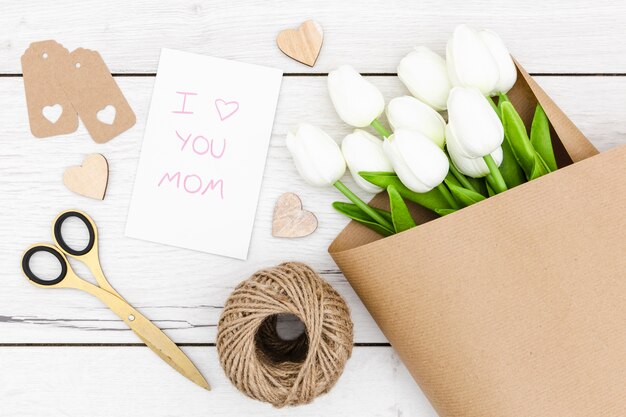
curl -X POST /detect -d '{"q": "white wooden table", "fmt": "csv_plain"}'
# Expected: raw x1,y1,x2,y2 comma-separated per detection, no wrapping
1,1,625,415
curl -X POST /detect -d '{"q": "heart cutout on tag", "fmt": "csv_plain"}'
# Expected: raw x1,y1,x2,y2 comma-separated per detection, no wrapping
63,154,109,200
42,104,63,124
215,99,239,121
96,104,116,125
272,192,318,238
276,20,324,67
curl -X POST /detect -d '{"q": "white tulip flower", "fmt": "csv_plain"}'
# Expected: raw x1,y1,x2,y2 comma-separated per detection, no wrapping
328,65,385,128
446,124,503,178
341,130,394,193
397,46,452,111
286,124,346,187
382,129,449,193
386,96,446,148
447,87,504,159
446,24,500,96
478,29,517,94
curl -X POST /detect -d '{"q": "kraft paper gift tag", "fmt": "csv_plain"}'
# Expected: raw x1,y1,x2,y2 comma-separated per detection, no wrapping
54,48,136,143
330,62,626,416
21,40,78,138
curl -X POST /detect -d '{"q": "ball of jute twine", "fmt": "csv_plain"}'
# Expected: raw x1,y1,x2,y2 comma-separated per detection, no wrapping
216,262,353,407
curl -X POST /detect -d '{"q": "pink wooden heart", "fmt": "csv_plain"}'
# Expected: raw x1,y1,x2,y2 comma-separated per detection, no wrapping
215,99,239,121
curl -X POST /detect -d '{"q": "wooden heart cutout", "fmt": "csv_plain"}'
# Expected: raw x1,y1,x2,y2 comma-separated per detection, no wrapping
276,20,323,67
272,192,318,238
63,154,109,200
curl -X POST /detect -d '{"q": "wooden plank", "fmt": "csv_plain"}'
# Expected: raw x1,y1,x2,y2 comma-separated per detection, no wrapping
0,75,624,344
1,0,626,73
0,346,437,417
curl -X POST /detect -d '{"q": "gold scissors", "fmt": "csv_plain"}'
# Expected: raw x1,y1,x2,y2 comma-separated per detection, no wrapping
21,209,210,391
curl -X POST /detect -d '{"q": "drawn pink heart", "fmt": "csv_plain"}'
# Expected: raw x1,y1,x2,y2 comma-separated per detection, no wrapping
215,99,239,121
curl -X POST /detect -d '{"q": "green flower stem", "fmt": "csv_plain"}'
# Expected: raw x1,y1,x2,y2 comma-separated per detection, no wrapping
371,118,391,138
447,159,478,193
483,154,508,194
334,180,394,230
437,183,460,209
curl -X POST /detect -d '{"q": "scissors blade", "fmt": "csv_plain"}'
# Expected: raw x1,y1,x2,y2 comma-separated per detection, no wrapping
120,309,210,390
135,331,210,391
75,281,210,390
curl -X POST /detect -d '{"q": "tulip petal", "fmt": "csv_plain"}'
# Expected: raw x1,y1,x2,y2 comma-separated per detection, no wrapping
386,96,446,147
479,29,517,95
386,130,449,192
447,87,504,158
286,124,346,187
359,171,456,211
447,24,499,95
446,123,503,178
328,65,385,127
388,184,417,233
342,129,394,193
397,47,452,111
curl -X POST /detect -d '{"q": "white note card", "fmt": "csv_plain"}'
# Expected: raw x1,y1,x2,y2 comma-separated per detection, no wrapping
126,49,283,259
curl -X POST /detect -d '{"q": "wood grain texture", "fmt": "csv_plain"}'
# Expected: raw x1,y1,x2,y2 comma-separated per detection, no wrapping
0,346,437,417
1,0,626,74
63,153,109,199
272,192,318,237
276,20,324,67
1,75,625,344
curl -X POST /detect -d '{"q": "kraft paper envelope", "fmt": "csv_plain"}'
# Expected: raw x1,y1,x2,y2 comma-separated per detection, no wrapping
329,62,626,416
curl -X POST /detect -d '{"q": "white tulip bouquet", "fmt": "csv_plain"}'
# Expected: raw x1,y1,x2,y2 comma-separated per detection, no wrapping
287,24,558,237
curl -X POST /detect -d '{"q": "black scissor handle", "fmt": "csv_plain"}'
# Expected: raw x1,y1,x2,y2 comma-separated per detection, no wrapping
53,210,96,256
21,245,68,286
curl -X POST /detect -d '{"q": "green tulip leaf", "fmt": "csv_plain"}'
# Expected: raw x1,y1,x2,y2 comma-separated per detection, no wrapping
500,101,536,179
499,136,526,188
445,171,462,187
446,161,483,195
528,153,550,181
466,176,489,197
530,104,557,172
360,171,455,211
387,184,416,233
444,179,486,207
434,208,457,216
332,202,394,237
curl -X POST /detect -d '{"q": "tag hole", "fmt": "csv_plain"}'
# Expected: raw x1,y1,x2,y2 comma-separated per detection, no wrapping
42,52,48,59
75,62,81,68
128,315,135,321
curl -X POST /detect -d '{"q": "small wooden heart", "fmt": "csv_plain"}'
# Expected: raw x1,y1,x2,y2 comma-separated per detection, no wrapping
276,20,323,67
63,154,109,200
272,192,318,238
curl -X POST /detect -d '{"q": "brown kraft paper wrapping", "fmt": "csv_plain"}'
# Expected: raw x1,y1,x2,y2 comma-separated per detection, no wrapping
329,62,626,416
